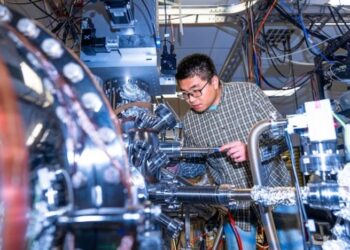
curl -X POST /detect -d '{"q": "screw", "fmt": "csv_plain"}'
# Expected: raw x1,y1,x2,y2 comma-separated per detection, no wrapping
63,62,84,83
0,6,11,22
17,18,39,38
98,127,116,144
41,38,64,58
82,92,102,112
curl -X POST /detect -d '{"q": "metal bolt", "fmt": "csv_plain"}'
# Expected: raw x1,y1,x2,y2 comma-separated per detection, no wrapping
55,106,69,123
98,127,117,144
72,171,87,189
41,38,64,58
17,18,40,38
0,6,11,22
63,62,84,83
103,167,120,184
82,92,103,112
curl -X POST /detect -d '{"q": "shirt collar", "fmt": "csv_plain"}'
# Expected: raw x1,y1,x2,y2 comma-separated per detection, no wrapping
208,81,225,112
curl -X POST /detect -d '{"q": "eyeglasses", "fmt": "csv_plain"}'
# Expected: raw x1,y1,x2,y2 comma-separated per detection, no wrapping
178,81,210,100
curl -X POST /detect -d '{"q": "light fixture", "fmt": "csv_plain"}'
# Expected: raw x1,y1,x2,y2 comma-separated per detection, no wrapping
20,61,43,94
26,123,43,146
263,87,301,97
328,0,350,5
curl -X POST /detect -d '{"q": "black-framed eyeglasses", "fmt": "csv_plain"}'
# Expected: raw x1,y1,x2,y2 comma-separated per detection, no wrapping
178,81,210,100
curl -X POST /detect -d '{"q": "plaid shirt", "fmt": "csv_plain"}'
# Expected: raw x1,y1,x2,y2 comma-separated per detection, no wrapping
182,82,291,231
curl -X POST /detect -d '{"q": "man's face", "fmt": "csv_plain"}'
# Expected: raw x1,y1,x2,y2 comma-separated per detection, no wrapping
178,75,221,113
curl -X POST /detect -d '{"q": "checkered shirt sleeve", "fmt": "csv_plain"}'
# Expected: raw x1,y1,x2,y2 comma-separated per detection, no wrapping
177,161,207,178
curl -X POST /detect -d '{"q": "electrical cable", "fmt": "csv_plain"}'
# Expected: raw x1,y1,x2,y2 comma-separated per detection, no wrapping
333,111,346,127
261,71,311,91
254,0,285,86
261,29,290,79
227,212,243,250
28,0,58,22
266,42,287,63
294,4,332,62
275,2,327,40
4,0,41,4
333,6,350,31
83,0,92,7
328,6,344,35
139,0,157,46
286,35,299,110
261,35,339,60
254,0,277,45
276,1,333,64
284,131,310,250
246,0,256,81
329,63,350,84
163,0,167,36
35,14,54,20
288,19,317,53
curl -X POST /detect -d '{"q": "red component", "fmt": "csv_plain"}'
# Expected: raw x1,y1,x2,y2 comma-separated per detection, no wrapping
74,0,84,7
228,212,243,250
0,56,29,250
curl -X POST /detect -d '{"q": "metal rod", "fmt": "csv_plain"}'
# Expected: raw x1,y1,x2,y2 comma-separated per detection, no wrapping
212,215,224,250
248,119,286,250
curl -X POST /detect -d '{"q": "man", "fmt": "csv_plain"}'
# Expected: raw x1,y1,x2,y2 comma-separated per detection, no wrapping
175,53,303,249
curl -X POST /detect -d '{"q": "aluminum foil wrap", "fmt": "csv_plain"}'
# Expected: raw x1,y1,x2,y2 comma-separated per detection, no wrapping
251,185,296,206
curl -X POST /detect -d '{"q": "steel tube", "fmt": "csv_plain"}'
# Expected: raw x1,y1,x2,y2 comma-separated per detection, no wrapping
248,119,287,250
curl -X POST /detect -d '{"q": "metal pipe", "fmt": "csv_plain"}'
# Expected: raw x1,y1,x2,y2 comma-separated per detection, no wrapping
147,184,251,206
247,119,287,250
212,215,224,250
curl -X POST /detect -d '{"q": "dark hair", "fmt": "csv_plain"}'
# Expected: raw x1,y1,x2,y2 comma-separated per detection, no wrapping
175,53,217,82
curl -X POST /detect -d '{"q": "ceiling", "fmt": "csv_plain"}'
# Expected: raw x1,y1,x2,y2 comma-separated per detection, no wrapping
5,0,350,115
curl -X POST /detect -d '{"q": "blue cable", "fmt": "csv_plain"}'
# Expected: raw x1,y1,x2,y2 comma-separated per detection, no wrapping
253,51,261,86
279,0,335,65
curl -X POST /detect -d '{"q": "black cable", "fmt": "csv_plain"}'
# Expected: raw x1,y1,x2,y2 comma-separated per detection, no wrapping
275,3,330,42
262,68,312,90
28,0,58,22
35,14,54,20
328,6,344,35
139,0,157,35
261,72,311,91
284,132,310,250
286,36,299,110
263,39,289,78
261,74,285,90
5,0,57,23
287,36,305,52
271,52,288,77
276,3,330,57
296,0,301,15
333,6,350,31
287,18,317,53
5,0,41,4
269,43,286,64
163,0,167,36
138,0,157,45
83,0,92,7
261,28,287,67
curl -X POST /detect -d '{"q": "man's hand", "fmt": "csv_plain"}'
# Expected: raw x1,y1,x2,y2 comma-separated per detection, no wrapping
220,141,248,162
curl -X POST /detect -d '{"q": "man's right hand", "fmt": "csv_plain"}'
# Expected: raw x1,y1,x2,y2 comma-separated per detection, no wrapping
220,141,248,162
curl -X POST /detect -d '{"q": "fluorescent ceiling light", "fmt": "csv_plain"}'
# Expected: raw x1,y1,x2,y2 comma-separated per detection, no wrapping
157,88,301,98
20,62,43,94
263,87,301,97
328,0,350,5
156,93,179,98
26,123,43,146
20,61,53,107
